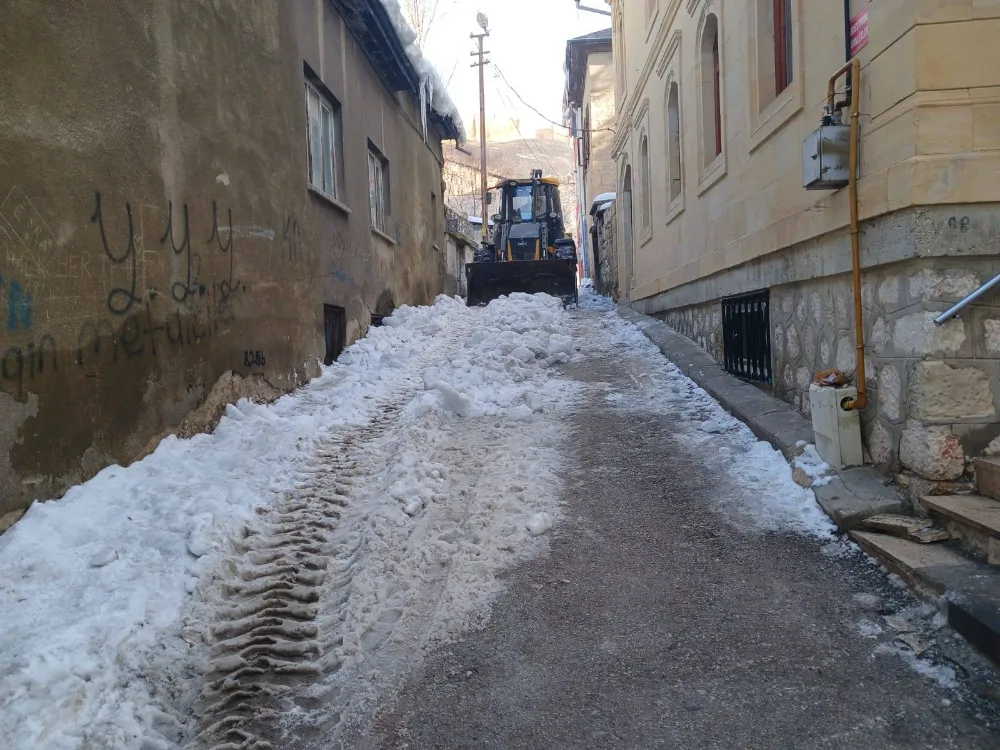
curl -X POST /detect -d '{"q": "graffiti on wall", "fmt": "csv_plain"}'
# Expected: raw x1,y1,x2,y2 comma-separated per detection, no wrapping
0,187,305,400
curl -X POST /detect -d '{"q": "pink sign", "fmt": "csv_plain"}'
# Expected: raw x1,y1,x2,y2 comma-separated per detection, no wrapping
850,6,869,56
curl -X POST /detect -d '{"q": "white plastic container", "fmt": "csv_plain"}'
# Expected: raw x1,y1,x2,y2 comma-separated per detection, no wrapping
809,383,863,469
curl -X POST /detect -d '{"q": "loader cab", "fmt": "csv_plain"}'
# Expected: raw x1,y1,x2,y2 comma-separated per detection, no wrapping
490,173,568,261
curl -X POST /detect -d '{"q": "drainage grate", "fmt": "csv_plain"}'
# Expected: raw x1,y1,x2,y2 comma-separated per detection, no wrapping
721,290,772,383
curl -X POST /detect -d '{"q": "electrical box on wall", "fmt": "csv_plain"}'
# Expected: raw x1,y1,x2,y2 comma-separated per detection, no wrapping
809,383,863,469
802,126,851,190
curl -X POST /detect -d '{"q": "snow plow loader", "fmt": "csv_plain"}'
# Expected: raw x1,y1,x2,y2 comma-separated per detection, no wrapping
465,170,578,307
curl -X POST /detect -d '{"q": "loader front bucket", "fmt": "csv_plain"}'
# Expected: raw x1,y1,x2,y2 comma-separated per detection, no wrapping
465,259,578,307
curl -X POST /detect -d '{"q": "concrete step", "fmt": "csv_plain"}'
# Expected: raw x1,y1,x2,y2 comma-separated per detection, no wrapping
849,531,973,596
860,514,949,543
921,494,1000,565
975,457,1000,501
849,530,1000,666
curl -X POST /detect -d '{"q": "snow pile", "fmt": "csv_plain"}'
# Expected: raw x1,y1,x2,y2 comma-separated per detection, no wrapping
419,294,576,420
793,442,834,487
579,282,615,311
378,0,466,142
0,292,577,749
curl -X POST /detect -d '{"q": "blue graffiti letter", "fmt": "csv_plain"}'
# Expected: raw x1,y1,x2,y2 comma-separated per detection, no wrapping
7,280,32,332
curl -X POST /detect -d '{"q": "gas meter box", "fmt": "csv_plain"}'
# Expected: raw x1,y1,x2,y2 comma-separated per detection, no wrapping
802,125,851,190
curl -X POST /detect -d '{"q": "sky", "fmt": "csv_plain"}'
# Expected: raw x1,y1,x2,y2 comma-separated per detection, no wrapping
410,0,612,133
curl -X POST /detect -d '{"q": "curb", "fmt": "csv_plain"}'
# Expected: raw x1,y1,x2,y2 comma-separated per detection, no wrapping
618,305,1000,667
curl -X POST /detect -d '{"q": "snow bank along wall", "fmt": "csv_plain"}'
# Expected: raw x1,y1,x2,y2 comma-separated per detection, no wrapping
0,0,452,514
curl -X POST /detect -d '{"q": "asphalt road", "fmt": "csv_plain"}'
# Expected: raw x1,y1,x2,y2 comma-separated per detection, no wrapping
350,316,1000,750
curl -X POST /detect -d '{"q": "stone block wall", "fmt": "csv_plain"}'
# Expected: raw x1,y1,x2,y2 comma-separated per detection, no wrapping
661,256,1000,501
660,301,723,364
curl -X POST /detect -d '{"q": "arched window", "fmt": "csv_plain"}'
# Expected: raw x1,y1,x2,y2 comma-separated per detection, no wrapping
621,162,634,288
667,81,682,202
700,14,722,165
639,134,651,234
757,0,793,109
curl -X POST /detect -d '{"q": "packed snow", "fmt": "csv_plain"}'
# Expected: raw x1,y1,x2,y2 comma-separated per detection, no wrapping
794,442,835,487
0,288,854,748
581,306,837,539
0,294,578,748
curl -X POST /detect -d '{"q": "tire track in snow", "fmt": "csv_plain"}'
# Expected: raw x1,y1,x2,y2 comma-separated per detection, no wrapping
196,331,465,750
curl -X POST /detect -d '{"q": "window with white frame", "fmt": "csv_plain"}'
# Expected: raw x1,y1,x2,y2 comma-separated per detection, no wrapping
368,144,389,234
305,82,343,200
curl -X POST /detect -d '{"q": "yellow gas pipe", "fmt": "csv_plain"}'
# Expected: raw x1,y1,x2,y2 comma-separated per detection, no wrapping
827,58,868,411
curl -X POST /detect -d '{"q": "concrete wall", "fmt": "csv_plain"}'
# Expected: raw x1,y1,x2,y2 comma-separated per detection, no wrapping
583,51,619,212
0,0,448,514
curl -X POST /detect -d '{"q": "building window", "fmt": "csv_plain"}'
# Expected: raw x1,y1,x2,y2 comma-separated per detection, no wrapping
667,82,682,202
368,144,389,233
583,103,592,167
722,290,772,384
756,0,793,110
639,134,651,235
700,14,723,166
305,82,343,200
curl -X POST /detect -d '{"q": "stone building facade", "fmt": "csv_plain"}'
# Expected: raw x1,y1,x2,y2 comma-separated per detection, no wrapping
611,0,1000,496
0,0,460,515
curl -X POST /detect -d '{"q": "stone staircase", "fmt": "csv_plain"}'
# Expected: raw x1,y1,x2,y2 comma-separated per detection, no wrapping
849,458,1000,664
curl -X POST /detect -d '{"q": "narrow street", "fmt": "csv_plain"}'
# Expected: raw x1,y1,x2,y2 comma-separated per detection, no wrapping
2,293,998,749
357,297,1000,749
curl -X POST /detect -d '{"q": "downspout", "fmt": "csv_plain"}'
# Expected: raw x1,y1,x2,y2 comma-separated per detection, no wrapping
827,57,867,411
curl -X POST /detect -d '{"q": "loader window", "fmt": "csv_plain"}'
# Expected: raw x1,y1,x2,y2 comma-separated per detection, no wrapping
534,189,546,220
510,185,533,222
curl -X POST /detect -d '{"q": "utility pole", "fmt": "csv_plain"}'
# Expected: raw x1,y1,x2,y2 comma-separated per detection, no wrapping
471,13,490,247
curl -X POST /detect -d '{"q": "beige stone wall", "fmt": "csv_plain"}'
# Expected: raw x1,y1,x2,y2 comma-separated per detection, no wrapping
664,255,1000,499
583,51,619,209
610,0,1000,301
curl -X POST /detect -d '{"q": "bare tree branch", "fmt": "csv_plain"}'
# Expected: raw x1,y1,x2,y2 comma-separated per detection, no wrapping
400,0,454,49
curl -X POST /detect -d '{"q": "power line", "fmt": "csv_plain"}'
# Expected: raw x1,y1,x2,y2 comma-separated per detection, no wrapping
493,64,617,136
489,72,559,176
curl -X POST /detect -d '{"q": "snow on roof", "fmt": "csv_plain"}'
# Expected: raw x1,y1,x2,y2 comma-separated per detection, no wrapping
589,192,617,215
378,0,467,143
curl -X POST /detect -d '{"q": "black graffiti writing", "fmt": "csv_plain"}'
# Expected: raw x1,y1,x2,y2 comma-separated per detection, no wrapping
161,200,204,304
91,191,141,316
1,335,57,400
208,199,241,303
948,216,971,233
243,350,266,367
282,214,300,260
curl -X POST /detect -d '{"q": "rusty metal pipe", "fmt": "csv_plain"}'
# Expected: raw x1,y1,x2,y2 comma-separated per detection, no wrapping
835,57,868,411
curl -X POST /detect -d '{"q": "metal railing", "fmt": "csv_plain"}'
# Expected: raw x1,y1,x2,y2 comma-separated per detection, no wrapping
933,271,1000,324
722,290,772,384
